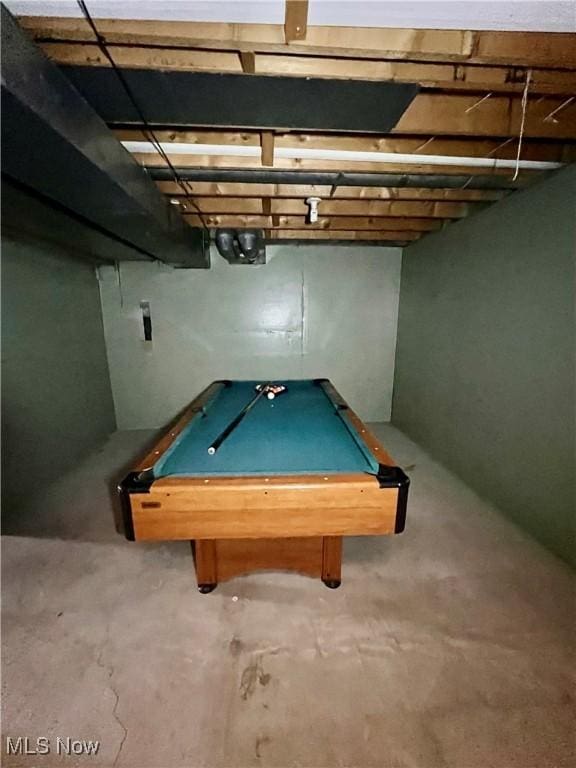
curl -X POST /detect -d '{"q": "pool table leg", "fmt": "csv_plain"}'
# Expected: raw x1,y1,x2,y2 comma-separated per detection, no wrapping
321,536,342,589
193,537,342,591
191,540,218,594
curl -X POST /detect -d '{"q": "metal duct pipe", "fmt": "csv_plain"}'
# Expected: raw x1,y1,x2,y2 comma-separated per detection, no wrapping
215,229,266,264
146,168,525,190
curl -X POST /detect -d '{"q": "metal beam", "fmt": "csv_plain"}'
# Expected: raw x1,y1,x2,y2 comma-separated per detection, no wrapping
60,66,418,133
2,177,139,264
0,5,209,267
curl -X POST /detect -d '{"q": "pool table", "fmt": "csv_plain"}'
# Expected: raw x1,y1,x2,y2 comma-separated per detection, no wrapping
118,379,409,592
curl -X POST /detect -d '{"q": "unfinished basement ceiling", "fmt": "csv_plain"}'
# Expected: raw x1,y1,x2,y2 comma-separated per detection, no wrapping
6,1,576,32
9,2,576,247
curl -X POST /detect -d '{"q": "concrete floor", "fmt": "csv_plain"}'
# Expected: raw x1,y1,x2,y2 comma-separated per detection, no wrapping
2,425,574,768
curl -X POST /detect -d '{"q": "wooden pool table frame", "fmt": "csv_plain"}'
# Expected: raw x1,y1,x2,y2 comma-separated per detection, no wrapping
118,379,409,592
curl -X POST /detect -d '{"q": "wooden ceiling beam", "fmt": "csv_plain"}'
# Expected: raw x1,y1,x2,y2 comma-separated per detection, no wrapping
260,132,275,166
254,58,576,96
156,181,505,202
114,90,576,139
20,18,576,69
396,93,576,140
178,197,469,217
37,42,576,96
284,1,309,44
35,42,576,96
239,51,256,73
116,129,576,163
183,214,443,231
183,214,427,241
266,230,422,241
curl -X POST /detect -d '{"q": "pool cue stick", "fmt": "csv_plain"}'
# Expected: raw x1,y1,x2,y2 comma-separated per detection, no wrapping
207,382,272,455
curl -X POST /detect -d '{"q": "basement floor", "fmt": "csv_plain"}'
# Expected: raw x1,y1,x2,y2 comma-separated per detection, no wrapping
2,425,574,768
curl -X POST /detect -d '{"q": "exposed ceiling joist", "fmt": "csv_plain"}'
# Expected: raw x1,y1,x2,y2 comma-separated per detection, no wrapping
115,130,576,165
284,0,308,43
124,141,563,173
18,18,576,69
396,94,576,140
266,230,421,242
239,50,256,74
156,181,505,202
184,214,442,232
10,12,573,249
7,1,575,33
177,198,470,218
260,132,275,167
0,6,208,266
60,65,576,139
35,42,576,97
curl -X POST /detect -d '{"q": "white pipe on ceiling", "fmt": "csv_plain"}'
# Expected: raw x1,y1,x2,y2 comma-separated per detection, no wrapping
122,141,563,171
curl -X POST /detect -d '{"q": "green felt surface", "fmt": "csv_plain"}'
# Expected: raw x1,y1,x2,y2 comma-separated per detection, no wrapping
153,380,379,478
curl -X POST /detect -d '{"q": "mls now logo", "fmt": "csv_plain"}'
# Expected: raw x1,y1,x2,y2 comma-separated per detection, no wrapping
6,736,100,756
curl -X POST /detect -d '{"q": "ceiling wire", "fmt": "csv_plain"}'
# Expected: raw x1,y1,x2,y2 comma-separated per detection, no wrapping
75,0,208,230
513,69,532,182
543,96,574,124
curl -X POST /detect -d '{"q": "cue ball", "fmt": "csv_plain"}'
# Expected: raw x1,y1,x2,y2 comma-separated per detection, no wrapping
208,447,216,455
267,392,275,400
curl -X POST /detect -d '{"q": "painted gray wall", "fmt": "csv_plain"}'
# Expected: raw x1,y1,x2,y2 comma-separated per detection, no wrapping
393,166,576,566
1,237,116,524
99,245,402,429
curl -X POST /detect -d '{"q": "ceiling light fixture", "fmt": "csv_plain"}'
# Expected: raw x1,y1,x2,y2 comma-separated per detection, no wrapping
306,196,322,223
